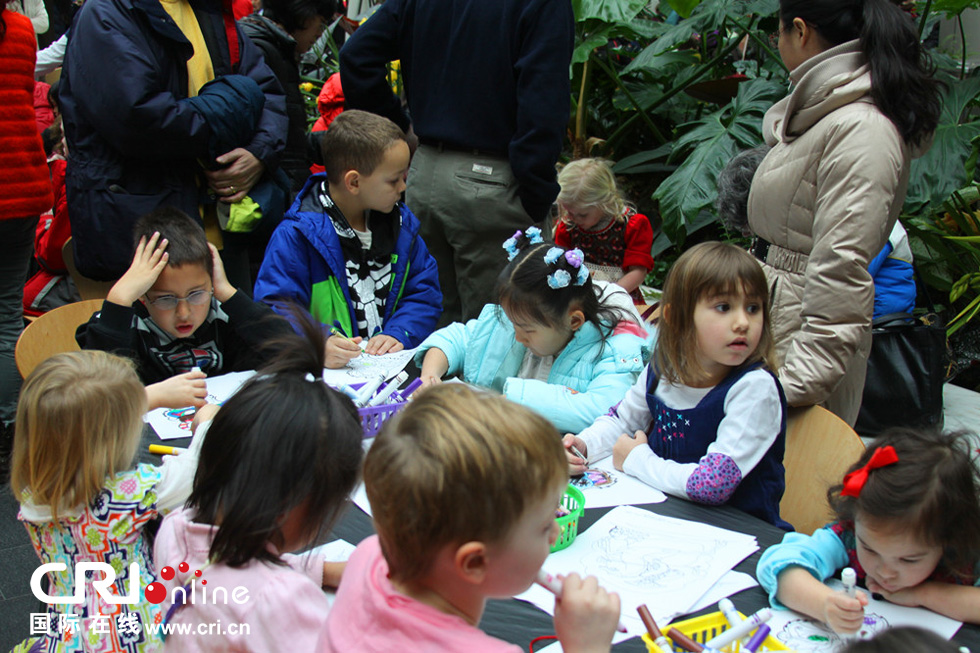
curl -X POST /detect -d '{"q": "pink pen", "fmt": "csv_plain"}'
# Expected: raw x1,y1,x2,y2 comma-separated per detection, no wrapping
534,569,627,633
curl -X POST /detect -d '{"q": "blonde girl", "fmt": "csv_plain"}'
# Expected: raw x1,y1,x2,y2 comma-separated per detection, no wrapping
554,158,654,303
11,351,203,653
563,242,790,528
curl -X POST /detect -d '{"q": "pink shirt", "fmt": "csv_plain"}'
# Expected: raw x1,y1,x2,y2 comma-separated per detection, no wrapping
318,535,523,653
154,507,329,652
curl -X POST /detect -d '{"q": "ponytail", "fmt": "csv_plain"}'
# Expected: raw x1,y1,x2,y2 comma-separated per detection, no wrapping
780,0,942,146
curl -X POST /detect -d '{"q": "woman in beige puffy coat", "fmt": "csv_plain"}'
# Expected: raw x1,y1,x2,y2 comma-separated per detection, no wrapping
747,0,940,426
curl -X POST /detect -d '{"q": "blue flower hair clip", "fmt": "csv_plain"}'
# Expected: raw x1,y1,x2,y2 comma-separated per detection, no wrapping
543,247,564,265
575,266,589,286
502,231,522,261
547,269,572,290
525,226,544,244
565,248,585,268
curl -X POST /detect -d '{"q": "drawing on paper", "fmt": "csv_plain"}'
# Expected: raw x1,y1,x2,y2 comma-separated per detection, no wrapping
342,349,415,379
583,524,731,589
571,468,618,490
162,407,196,431
776,613,890,651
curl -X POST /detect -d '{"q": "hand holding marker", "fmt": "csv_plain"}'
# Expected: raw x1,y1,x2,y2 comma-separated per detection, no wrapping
535,569,627,633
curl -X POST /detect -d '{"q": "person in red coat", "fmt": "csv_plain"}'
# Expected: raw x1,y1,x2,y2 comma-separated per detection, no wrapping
0,2,54,435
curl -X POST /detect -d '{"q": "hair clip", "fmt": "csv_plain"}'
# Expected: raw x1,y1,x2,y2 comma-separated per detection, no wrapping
547,269,571,290
525,226,544,244
575,266,589,286
543,247,564,265
565,249,585,268
503,232,522,261
841,445,899,497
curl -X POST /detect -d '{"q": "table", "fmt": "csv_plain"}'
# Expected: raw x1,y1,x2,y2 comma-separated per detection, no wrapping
142,427,980,652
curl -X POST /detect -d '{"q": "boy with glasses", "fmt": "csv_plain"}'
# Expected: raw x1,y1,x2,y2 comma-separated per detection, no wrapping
77,207,291,409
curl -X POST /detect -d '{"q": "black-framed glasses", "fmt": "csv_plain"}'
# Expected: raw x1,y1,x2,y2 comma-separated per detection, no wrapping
145,289,213,310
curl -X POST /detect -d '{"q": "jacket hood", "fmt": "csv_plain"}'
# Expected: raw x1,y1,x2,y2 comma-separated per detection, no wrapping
764,40,870,145
240,14,297,54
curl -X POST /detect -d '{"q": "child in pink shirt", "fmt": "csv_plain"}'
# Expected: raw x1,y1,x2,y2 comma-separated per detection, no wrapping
154,315,365,651
318,384,621,653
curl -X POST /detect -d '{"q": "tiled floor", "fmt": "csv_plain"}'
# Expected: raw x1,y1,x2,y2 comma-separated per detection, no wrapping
1,384,978,651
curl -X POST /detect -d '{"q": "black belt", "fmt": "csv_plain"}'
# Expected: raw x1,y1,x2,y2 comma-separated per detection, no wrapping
751,237,771,263
421,139,505,158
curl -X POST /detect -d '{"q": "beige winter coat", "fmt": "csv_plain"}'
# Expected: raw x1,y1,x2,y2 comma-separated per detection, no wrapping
747,40,913,426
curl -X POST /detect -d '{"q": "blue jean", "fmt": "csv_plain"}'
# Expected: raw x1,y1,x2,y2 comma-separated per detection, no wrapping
0,216,39,424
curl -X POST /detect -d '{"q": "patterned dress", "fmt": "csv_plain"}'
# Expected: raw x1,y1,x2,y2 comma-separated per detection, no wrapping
553,208,655,303
19,465,167,653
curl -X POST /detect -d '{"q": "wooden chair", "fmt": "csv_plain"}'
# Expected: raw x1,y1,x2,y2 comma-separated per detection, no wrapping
15,299,103,379
62,238,114,301
780,405,866,535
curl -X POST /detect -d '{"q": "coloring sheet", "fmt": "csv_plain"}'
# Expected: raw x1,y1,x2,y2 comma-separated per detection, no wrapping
570,455,666,509
145,370,255,440
320,346,416,388
350,437,378,516
767,579,961,651
515,505,758,637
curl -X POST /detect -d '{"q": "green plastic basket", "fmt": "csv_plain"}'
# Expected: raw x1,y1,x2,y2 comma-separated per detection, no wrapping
551,484,585,552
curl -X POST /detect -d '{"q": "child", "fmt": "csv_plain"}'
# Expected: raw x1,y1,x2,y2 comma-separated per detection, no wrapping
154,315,364,650
563,241,789,527
757,428,980,633
253,109,442,368
319,383,621,652
76,206,291,409
10,350,205,652
416,227,648,434
841,626,961,653
554,158,654,303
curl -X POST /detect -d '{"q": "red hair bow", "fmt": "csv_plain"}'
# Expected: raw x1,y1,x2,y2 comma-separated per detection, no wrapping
841,445,899,498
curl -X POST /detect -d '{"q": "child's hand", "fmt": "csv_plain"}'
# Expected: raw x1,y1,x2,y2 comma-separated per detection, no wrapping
322,561,347,589
208,243,236,302
191,403,221,432
418,348,449,391
823,589,868,634
365,334,403,355
612,430,647,470
107,233,169,306
562,434,589,475
418,375,442,391
325,335,363,369
553,572,620,653
145,370,208,410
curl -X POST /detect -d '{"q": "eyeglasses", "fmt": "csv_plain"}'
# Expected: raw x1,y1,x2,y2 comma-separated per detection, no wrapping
145,289,213,310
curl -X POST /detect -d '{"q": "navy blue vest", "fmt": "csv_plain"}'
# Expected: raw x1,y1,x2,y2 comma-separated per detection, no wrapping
645,363,792,530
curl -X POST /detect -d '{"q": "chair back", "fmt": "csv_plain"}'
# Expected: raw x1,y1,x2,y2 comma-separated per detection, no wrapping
780,405,865,535
15,299,104,379
62,238,114,301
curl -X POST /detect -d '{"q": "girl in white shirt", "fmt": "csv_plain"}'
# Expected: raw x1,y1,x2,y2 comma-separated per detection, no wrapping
563,241,791,528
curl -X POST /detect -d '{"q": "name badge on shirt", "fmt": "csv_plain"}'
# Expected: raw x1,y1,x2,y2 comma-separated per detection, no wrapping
472,164,493,175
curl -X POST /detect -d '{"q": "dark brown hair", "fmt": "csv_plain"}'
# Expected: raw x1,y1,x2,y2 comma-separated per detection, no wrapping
655,241,777,386
320,109,406,183
828,428,980,580
133,206,213,278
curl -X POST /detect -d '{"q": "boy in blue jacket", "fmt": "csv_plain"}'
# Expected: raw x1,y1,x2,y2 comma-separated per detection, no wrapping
254,110,441,368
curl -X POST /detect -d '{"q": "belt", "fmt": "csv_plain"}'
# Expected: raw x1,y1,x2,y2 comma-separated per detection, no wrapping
420,139,506,158
750,237,771,263
751,237,810,275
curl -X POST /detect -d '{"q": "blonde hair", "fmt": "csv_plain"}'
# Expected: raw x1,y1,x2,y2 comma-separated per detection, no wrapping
655,242,777,386
10,351,147,521
363,384,568,584
557,158,628,225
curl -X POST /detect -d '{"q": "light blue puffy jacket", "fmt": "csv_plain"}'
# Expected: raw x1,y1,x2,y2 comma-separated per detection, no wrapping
414,304,649,433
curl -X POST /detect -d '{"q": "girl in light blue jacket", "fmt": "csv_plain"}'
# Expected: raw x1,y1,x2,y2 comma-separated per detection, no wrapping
416,227,649,433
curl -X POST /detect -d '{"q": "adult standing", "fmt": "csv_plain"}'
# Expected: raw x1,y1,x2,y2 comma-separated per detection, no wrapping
240,0,335,193
339,0,574,325
747,0,940,425
59,0,287,281
7,0,47,35
0,2,53,445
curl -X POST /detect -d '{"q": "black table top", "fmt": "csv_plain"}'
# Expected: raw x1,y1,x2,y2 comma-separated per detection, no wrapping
142,425,980,652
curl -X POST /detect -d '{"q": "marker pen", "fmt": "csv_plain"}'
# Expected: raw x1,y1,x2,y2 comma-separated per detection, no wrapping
703,608,772,650
718,598,742,628
148,444,187,456
355,372,387,407
367,371,409,407
842,567,857,598
743,624,771,652
534,570,627,633
637,604,671,653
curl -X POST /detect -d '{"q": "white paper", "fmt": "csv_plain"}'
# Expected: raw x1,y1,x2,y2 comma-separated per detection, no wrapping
686,571,759,614
320,346,416,389
570,455,666,509
304,539,356,609
350,437,377,516
515,506,758,637
145,370,255,440
767,579,962,651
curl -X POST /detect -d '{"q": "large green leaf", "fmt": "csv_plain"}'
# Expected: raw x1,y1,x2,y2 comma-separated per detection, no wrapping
572,30,613,67
931,0,980,17
665,0,701,19
572,0,648,23
904,76,980,215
